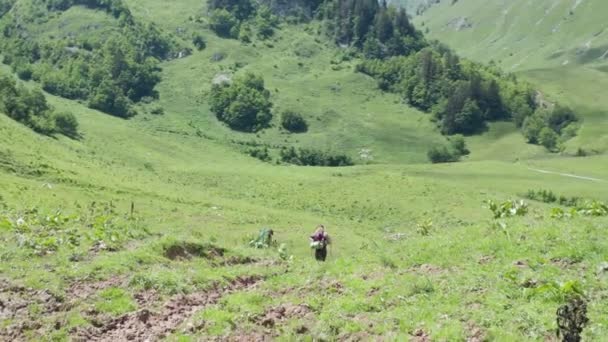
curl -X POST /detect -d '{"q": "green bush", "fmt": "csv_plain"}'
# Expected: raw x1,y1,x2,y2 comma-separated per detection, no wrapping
280,110,308,133
54,112,79,138
427,136,469,163
279,147,353,167
209,9,239,38
192,35,207,50
209,72,272,132
0,74,78,137
427,145,458,163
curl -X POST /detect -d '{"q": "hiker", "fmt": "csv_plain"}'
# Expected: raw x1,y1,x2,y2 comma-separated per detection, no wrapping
310,225,330,262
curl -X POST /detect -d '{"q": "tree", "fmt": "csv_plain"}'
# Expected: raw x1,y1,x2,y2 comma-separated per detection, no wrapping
209,9,239,38
54,111,79,138
281,110,308,133
522,113,545,144
539,127,558,151
209,73,273,132
449,135,469,156
89,80,135,118
427,145,458,163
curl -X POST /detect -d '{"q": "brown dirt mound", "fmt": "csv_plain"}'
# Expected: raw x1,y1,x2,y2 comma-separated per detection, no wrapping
0,279,65,340
73,275,262,341
68,276,126,300
257,303,314,328
163,242,226,261
410,328,431,342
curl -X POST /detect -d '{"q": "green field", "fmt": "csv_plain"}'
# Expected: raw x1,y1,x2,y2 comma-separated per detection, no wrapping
1,0,608,340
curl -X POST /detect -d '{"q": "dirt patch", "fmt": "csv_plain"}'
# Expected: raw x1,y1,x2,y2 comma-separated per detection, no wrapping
133,290,160,307
340,331,374,341
478,255,494,265
410,328,431,342
513,260,529,268
0,279,65,340
256,303,314,328
217,255,258,266
163,242,225,261
466,321,486,342
409,264,445,275
68,276,126,300
550,257,580,269
209,332,274,341
73,275,262,341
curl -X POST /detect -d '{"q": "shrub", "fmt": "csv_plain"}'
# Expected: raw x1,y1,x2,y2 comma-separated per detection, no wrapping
248,147,271,162
209,72,272,132
539,127,559,151
54,111,79,138
427,145,458,163
279,147,353,167
192,35,206,50
280,110,308,133
486,199,528,219
209,9,239,38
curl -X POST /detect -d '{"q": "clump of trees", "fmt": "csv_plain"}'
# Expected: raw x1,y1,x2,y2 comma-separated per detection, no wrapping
209,73,273,132
280,110,308,133
280,147,353,166
321,0,425,58
207,0,279,41
522,105,577,151
427,135,469,163
0,0,179,118
0,75,78,137
332,1,577,152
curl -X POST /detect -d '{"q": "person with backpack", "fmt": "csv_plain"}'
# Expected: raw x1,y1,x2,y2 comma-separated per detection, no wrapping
310,225,330,262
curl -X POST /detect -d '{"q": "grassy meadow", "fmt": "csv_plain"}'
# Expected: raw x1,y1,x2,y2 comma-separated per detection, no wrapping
1,0,608,341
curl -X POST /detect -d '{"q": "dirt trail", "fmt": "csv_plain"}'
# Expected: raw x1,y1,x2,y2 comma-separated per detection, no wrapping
74,275,262,342
527,167,606,182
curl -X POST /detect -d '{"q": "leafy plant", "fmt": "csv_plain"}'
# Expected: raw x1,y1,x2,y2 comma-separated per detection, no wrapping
416,218,433,236
486,199,529,219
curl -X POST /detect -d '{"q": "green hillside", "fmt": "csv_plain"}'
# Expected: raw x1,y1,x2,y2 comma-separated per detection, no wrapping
415,0,608,154
1,0,607,341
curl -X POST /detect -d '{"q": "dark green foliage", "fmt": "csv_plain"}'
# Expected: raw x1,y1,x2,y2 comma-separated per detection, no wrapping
209,73,273,132
0,0,175,118
45,0,133,20
322,0,423,55
280,110,308,133
427,145,458,163
53,111,79,138
0,74,78,137
280,147,353,166
358,43,537,136
193,35,207,50
525,189,582,207
209,9,240,38
254,6,279,39
208,0,255,21
0,0,14,17
335,1,575,143
427,135,469,163
522,105,577,151
207,0,278,40
248,147,271,162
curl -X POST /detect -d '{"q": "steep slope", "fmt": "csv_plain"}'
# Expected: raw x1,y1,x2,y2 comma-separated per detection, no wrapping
414,0,608,153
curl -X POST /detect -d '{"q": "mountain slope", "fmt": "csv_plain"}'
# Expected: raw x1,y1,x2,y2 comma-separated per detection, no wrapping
414,0,608,154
